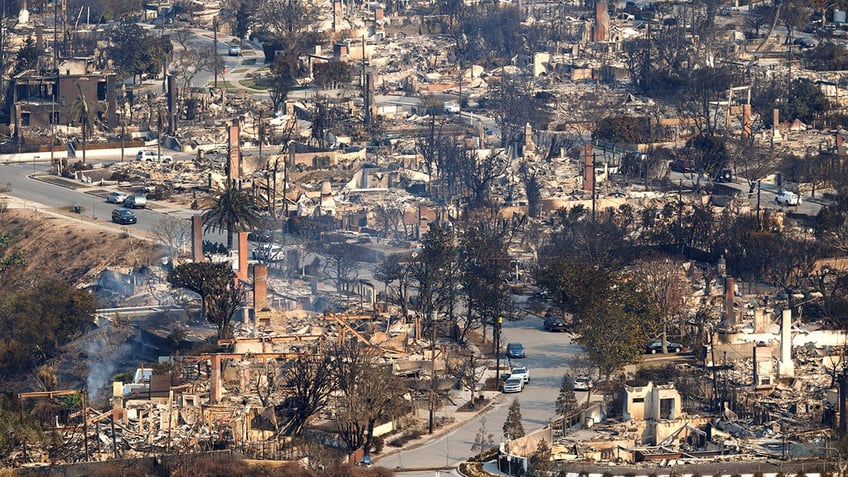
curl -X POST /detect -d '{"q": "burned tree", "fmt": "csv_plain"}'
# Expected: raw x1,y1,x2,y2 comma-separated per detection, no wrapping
168,262,247,339
332,341,409,457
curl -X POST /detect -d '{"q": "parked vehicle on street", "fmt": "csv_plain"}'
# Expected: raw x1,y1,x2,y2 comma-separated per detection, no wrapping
573,375,593,391
111,208,137,225
135,150,173,162
506,342,526,359
645,338,685,354
544,315,569,332
509,367,530,383
107,191,128,204
775,189,802,206
669,159,695,173
124,195,147,209
502,376,525,393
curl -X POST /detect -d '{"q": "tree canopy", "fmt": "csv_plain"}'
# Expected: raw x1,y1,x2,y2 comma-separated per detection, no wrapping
167,261,246,339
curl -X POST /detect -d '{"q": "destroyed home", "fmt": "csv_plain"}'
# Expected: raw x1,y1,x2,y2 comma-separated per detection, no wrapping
6,0,848,474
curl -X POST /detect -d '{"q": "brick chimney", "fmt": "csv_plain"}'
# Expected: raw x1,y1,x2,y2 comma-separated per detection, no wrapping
583,143,594,193
253,264,268,310
724,277,735,326
228,118,241,182
191,215,203,262
524,123,534,155
593,0,609,42
236,232,248,281
742,104,751,141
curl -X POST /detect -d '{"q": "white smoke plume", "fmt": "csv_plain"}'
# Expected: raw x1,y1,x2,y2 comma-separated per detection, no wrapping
86,331,133,405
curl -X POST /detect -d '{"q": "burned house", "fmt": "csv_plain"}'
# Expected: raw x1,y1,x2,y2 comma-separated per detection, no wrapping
10,61,117,138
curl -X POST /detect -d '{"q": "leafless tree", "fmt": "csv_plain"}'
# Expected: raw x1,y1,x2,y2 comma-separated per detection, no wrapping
276,352,335,436
152,215,190,264
630,256,688,352
447,350,488,405
171,45,215,89
332,341,409,456
323,243,359,303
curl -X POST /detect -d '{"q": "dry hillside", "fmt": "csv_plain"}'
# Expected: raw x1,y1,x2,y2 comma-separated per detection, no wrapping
0,207,160,285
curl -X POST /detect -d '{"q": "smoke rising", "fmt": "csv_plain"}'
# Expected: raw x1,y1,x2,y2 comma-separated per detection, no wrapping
86,331,132,405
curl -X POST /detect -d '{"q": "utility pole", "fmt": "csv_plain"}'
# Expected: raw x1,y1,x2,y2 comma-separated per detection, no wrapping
51,0,58,174
494,316,502,391
429,310,436,434
591,153,597,222
213,16,218,88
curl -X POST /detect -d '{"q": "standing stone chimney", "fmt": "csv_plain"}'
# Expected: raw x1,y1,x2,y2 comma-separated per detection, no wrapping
333,0,342,31
593,0,609,42
583,144,594,193
191,215,203,262
228,118,241,183
253,264,268,310
779,308,795,377
724,277,736,326
524,123,534,155
742,104,752,141
236,232,248,281
772,108,782,142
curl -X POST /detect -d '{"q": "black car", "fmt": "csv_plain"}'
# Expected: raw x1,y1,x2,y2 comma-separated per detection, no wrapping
794,37,817,49
111,208,137,225
544,316,569,332
669,160,695,173
645,339,685,354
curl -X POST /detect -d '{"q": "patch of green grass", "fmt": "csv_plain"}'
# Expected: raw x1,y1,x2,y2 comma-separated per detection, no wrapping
239,79,268,91
229,68,249,74
206,80,239,91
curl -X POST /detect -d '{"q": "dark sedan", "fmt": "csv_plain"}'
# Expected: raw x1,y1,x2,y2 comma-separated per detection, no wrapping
543,316,569,332
645,339,685,354
111,208,137,225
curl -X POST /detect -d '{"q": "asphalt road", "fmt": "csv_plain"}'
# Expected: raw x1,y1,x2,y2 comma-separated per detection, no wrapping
0,162,228,244
374,313,588,475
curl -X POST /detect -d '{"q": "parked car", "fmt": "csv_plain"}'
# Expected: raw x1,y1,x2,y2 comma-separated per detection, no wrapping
228,44,241,56
111,208,137,225
124,195,147,209
669,160,695,173
573,375,593,391
544,315,569,332
505,342,526,359
645,338,685,354
775,189,802,206
502,376,525,393
509,367,530,383
714,168,734,183
252,243,284,262
793,37,817,49
135,150,173,162
107,191,128,204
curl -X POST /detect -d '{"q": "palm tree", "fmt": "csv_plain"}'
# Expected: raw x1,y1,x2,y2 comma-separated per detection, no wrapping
69,84,98,164
201,186,265,250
